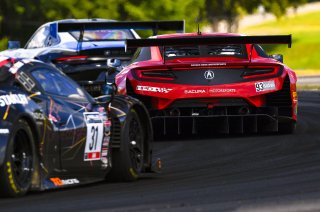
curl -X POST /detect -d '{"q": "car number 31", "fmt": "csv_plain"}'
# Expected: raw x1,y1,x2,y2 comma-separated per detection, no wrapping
83,112,104,161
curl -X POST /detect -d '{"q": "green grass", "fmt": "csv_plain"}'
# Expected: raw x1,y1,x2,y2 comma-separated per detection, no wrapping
240,11,320,74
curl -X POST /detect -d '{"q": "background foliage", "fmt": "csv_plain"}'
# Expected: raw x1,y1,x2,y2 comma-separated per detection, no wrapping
0,0,310,49
241,11,320,72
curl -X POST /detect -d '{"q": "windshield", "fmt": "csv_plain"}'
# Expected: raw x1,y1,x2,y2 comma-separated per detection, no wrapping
31,68,88,100
163,45,247,58
70,29,134,41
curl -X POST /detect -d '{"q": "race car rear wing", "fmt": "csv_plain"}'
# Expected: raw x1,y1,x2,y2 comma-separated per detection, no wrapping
49,20,184,53
54,20,185,36
125,35,292,48
125,35,292,63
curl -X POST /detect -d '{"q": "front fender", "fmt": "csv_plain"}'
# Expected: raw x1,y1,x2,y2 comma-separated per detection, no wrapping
0,111,41,166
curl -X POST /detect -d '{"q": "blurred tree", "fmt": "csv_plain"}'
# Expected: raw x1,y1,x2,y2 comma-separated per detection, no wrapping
0,0,311,50
203,0,307,32
261,0,290,18
0,0,45,47
0,0,204,48
262,0,307,18
203,0,260,32
118,0,205,34
41,0,123,20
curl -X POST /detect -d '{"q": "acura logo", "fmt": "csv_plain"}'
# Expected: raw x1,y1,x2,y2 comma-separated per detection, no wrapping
204,70,214,80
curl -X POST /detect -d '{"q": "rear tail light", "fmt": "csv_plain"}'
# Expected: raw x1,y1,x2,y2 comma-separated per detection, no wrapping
54,56,88,64
242,67,278,79
134,70,176,81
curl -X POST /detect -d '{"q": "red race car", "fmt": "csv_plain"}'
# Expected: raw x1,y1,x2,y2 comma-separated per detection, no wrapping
114,33,297,136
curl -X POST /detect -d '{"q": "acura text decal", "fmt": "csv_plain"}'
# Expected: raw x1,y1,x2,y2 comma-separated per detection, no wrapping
184,90,206,94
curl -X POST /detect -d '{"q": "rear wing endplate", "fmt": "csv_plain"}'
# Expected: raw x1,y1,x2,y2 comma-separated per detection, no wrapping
125,35,292,48
53,20,185,36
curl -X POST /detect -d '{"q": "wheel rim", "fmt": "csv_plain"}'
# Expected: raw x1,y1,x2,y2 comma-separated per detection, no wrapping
128,117,143,171
11,129,33,188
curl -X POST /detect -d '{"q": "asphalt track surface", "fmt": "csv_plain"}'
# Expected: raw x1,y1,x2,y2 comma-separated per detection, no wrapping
298,76,320,86
1,91,320,212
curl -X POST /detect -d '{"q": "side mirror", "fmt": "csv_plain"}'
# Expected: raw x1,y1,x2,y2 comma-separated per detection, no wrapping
270,54,283,63
107,58,121,68
8,41,21,49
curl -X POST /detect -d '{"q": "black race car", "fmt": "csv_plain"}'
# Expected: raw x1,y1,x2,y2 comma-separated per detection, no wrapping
0,57,153,197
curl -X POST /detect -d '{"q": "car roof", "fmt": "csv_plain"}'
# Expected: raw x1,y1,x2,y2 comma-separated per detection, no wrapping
37,19,118,30
0,57,46,83
47,18,116,25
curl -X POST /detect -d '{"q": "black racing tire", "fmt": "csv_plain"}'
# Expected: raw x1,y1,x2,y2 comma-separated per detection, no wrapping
0,119,35,197
279,120,296,134
107,109,145,182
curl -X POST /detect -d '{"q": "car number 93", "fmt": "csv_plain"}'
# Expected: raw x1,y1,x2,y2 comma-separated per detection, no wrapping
83,112,104,161
255,80,276,92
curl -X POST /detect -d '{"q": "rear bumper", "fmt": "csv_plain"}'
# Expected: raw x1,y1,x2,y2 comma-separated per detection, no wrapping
151,106,294,135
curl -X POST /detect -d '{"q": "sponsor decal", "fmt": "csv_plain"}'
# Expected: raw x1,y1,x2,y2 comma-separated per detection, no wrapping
21,59,35,63
184,88,236,94
292,91,298,101
6,59,36,74
6,162,19,193
209,88,236,93
8,61,24,74
101,135,110,162
33,112,45,120
0,129,9,134
83,112,104,161
16,71,35,91
136,85,172,94
255,80,276,92
0,56,9,63
191,63,226,67
50,178,80,186
48,99,62,123
48,114,59,122
184,90,206,94
0,94,28,107
204,70,215,80
84,152,101,160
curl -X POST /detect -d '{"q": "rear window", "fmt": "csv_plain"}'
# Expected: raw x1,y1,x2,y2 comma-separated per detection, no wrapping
70,29,134,41
131,47,151,63
162,45,247,58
